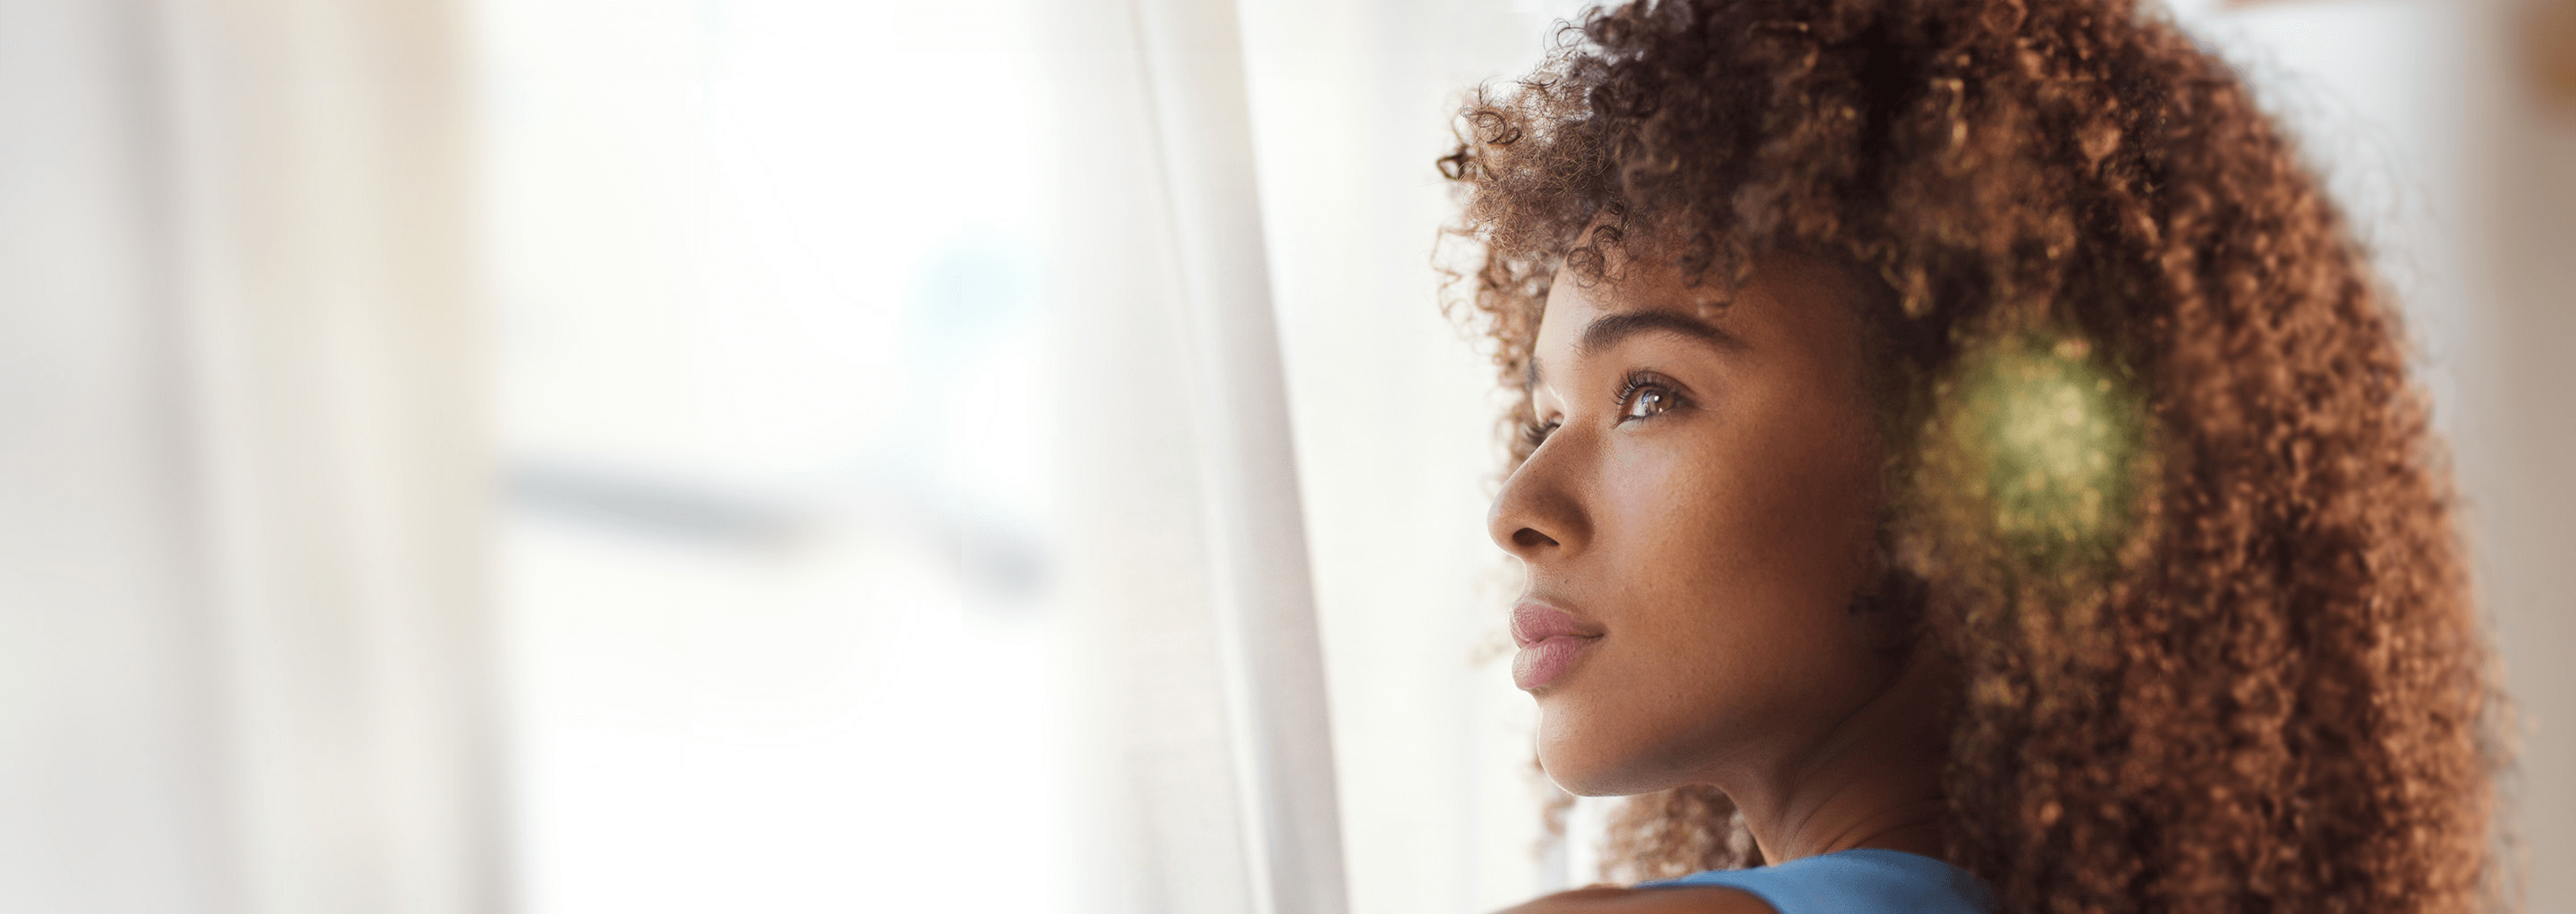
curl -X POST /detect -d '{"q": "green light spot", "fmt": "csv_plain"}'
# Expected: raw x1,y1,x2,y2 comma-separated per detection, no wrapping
1919,331,2151,570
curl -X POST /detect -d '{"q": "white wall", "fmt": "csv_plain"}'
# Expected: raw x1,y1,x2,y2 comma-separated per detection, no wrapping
2473,29,2576,914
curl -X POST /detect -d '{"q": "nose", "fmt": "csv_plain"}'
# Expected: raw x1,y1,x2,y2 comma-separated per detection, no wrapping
1487,436,1589,563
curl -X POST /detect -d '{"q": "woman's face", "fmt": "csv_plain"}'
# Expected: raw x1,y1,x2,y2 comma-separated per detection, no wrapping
1490,250,1894,797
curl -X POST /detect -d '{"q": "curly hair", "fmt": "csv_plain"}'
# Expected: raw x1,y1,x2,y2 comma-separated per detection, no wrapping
1439,1,2505,912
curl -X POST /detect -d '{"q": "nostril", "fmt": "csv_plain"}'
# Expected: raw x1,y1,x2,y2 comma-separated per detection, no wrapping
1513,527,1559,550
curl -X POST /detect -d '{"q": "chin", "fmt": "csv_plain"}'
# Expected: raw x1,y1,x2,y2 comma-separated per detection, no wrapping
1536,710,1682,798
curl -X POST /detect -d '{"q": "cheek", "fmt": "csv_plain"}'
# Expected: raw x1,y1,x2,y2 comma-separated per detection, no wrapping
1601,418,1883,695
1605,420,1877,602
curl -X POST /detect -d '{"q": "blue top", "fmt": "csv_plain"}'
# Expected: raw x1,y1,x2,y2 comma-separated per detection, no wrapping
1640,849,1994,914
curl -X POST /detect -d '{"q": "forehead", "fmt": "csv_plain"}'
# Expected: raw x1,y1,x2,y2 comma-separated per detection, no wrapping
1533,250,1874,368
1535,254,1735,354
1545,252,1707,317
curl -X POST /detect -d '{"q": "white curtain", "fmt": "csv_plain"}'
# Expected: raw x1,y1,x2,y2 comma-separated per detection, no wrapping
3,0,1374,910
1047,1,1350,910
0,1,501,913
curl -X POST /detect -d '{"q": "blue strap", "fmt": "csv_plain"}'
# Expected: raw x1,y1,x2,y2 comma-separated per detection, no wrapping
1640,849,1995,914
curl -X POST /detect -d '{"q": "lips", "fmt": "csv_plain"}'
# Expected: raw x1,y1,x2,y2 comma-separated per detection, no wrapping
1510,603,1604,691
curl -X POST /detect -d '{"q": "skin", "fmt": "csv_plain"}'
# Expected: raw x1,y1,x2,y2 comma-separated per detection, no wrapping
1489,250,1952,912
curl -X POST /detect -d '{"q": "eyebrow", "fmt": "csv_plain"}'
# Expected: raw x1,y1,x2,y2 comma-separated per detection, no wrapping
1575,309,1747,358
1530,309,1746,386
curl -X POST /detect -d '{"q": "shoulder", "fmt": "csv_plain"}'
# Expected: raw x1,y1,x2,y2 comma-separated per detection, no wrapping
1497,884,1777,914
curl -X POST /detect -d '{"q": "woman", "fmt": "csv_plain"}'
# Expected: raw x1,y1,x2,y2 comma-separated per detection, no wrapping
1441,1,2505,912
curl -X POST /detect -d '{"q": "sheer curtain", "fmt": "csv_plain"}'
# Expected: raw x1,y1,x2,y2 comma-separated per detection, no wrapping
473,0,1569,910
1047,0,1345,910
0,1,501,912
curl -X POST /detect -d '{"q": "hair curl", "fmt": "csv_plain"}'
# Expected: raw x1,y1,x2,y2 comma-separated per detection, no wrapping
1441,2,2504,911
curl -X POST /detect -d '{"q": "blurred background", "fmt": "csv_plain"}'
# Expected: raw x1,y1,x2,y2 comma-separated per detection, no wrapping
1,0,2568,912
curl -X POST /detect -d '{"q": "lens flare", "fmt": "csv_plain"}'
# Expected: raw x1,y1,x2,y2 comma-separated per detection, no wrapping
1914,332,2151,575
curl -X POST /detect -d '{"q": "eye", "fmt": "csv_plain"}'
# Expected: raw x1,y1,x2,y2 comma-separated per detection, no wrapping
1614,371,1686,421
1623,386,1673,419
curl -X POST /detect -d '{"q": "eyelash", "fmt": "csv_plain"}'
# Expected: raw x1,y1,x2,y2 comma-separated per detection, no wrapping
1519,417,1558,450
1613,371,1684,419
1520,370,1688,448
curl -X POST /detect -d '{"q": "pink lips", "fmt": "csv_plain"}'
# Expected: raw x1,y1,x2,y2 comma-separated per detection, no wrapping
1510,604,1604,691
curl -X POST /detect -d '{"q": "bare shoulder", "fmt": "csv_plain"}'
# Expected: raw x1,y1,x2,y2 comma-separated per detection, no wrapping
1496,884,1778,914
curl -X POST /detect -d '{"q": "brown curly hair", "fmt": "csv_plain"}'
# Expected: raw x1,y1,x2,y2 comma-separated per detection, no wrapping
1439,1,2506,911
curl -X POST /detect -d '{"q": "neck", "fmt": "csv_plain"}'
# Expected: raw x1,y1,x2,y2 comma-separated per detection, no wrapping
1718,638,1953,865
